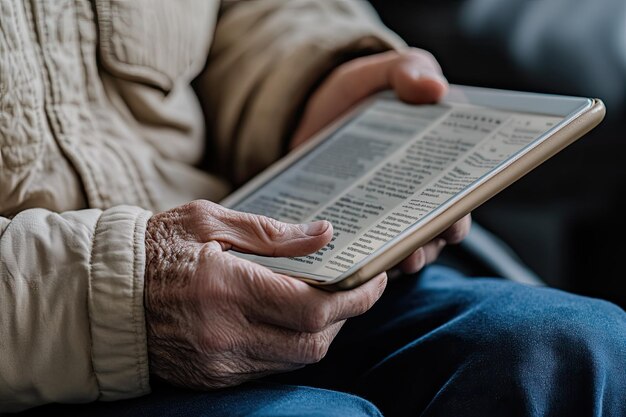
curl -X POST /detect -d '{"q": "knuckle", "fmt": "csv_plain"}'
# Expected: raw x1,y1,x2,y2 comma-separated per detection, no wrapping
416,247,427,264
425,243,443,265
254,215,287,241
300,305,330,333
462,215,472,231
183,200,221,231
298,333,331,363
439,221,465,245
403,48,438,67
376,274,388,297
356,278,386,313
355,291,377,315
449,221,469,243
185,199,211,216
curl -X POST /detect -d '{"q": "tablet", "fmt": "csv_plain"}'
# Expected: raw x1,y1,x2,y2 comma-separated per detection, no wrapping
221,85,605,290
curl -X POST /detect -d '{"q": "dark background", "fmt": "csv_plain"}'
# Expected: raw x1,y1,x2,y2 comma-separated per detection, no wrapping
368,0,626,308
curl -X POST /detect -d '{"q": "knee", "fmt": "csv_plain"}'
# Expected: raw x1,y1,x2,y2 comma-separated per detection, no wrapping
411,281,626,415
474,286,626,387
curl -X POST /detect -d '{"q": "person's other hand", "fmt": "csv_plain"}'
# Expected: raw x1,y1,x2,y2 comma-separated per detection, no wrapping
144,200,387,389
290,48,448,149
395,215,471,275
290,48,471,275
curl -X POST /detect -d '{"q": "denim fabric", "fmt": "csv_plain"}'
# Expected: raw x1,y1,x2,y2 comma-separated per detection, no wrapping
26,266,626,417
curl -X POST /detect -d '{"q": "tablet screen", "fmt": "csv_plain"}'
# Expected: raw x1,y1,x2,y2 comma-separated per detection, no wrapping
230,94,569,282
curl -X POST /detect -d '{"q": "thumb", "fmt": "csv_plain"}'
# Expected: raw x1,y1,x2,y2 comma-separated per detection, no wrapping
388,50,448,104
209,207,333,257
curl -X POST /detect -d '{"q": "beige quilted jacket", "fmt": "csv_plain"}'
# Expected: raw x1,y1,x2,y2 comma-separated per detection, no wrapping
0,0,402,412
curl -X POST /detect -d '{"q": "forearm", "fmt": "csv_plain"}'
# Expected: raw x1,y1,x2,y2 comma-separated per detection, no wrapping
0,207,151,412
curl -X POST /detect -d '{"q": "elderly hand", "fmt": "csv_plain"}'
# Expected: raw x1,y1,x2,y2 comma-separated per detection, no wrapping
144,200,387,389
291,48,471,274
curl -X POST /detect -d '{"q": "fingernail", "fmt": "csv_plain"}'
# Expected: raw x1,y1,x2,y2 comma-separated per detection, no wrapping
300,221,330,236
406,66,436,78
422,69,448,83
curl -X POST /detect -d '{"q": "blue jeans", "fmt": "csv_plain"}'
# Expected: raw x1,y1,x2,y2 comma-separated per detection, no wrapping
27,266,626,417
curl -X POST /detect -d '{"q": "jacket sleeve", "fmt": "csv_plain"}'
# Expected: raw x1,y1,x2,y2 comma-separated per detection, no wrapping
0,206,152,413
198,0,406,184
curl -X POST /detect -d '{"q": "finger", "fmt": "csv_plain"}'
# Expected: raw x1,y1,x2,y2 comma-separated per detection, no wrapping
246,321,345,364
389,50,449,104
192,200,334,257
423,238,447,264
233,256,387,332
398,238,447,274
333,50,400,104
398,247,425,274
438,215,472,245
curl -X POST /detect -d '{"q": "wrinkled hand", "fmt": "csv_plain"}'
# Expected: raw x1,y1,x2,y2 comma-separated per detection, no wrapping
291,48,471,274
144,200,387,389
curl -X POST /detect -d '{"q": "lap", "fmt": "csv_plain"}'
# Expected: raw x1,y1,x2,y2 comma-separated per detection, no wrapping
277,266,626,416
23,381,383,417
24,266,626,417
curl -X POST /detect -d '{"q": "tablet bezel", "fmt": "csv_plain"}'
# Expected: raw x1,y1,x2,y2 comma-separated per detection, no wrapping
221,85,603,290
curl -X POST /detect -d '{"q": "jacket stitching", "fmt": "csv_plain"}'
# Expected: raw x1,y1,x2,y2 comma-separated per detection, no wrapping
30,0,105,207
75,3,154,209
94,0,173,92
86,210,104,397
132,210,151,393
50,2,106,207
0,0,44,172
